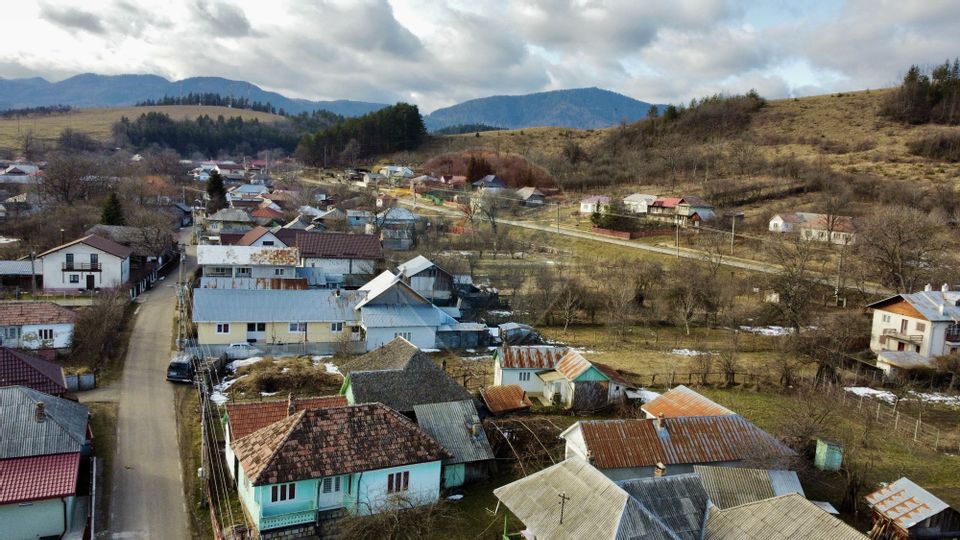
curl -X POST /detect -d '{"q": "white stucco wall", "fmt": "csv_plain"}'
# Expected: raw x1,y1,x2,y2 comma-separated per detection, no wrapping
363,326,436,351
495,367,547,393
41,246,128,291
869,309,932,356
19,322,73,349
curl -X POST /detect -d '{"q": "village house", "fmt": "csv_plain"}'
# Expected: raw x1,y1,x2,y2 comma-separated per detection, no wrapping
799,214,856,245
379,165,415,179
396,255,455,305
561,415,795,480
480,384,533,416
38,234,132,292
675,195,716,226
692,465,807,510
492,345,567,392
232,226,286,247
706,493,866,539
472,174,507,193
172,202,193,227
579,195,610,215
249,205,284,226
865,477,960,540
0,302,76,351
206,207,255,234
196,245,304,290
222,395,348,481
641,385,735,418
768,212,818,233
294,231,384,288
413,399,495,489
0,163,41,184
648,196,681,220
868,285,960,378
353,271,452,350
229,403,448,538
373,207,421,251
539,349,634,411
339,337,472,415
623,193,658,214
0,346,68,395
0,386,91,540
514,187,545,206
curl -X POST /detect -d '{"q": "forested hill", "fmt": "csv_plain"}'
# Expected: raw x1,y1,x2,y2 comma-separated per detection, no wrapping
0,73,388,117
424,87,664,131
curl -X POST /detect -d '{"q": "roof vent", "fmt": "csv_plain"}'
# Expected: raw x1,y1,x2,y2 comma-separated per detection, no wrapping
656,412,665,430
287,393,295,416
943,284,950,293
35,402,46,423
924,284,933,292
654,462,667,477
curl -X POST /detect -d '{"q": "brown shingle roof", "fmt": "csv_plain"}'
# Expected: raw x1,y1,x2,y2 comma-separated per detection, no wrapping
641,385,734,419
225,395,347,441
235,226,272,246
573,416,794,469
38,234,133,259
0,347,66,395
231,403,450,486
295,231,383,259
481,385,532,415
0,302,76,326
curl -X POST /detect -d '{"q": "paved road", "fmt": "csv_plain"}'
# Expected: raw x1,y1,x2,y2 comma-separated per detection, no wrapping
398,197,892,296
108,235,194,539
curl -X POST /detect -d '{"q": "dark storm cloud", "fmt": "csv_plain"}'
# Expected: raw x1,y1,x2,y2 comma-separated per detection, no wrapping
39,3,106,34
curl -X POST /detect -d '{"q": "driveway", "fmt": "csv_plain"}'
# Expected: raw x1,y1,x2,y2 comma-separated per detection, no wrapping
107,233,194,539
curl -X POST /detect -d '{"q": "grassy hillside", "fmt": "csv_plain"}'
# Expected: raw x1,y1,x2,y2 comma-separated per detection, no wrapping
0,105,286,151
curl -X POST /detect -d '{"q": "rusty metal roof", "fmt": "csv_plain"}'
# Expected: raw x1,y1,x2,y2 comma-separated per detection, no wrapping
865,477,950,531
555,349,593,380
480,385,532,415
196,245,299,266
642,385,734,419
497,345,567,369
571,416,794,470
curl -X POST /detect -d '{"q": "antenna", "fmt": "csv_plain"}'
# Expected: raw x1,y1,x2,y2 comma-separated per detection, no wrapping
558,491,571,525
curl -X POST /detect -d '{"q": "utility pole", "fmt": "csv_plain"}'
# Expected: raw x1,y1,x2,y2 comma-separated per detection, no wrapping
558,492,570,525
556,202,560,233
730,215,736,255
675,215,681,258
29,251,36,298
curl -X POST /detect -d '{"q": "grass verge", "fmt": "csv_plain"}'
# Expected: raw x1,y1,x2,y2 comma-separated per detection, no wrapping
87,401,118,534
175,385,214,540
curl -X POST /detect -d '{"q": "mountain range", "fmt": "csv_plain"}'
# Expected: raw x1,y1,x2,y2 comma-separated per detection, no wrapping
0,74,663,130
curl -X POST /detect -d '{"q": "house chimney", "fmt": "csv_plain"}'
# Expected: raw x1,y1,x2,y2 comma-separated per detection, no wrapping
35,402,45,423
656,412,665,430
287,393,295,416
943,284,950,293
924,284,933,292
654,462,667,477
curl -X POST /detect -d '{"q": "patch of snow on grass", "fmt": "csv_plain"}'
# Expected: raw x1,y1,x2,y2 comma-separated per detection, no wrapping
261,391,278,397
907,391,960,407
324,363,341,375
671,348,707,356
227,356,264,372
844,387,897,404
210,375,247,405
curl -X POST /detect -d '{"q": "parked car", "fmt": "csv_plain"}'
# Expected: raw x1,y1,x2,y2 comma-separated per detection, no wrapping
224,342,263,360
166,353,195,383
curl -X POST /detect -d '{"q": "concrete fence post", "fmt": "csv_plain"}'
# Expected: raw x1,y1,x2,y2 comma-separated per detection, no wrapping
914,418,920,442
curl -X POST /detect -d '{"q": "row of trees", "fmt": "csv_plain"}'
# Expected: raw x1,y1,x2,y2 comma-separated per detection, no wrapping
136,93,279,114
295,103,426,167
883,59,960,124
0,104,72,118
113,112,301,155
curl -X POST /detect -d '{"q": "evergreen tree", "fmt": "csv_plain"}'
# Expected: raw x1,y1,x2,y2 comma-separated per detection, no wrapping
101,192,126,225
465,155,494,181
206,171,227,213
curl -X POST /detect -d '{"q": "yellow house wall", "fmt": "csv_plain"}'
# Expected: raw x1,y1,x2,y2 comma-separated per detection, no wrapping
197,323,246,345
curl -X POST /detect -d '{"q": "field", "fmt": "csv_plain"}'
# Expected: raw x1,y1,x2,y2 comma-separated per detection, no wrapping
0,105,286,151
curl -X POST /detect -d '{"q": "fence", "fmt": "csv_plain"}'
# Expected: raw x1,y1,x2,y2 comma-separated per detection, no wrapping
65,373,96,392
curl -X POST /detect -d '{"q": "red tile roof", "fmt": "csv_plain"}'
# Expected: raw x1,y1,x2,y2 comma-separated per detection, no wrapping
0,302,76,326
573,416,794,469
250,206,284,220
0,452,80,504
0,347,67,395
235,226,272,246
651,197,682,208
641,385,733,419
38,234,133,259
232,403,450,485
481,385,533,415
295,232,383,260
225,395,347,441
498,346,567,369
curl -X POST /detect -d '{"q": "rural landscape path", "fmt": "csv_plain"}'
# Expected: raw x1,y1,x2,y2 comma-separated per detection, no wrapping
109,231,194,539
396,196,893,296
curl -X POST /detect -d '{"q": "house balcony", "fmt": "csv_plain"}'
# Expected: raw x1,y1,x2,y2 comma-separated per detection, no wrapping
62,262,101,272
881,328,923,344
260,509,316,531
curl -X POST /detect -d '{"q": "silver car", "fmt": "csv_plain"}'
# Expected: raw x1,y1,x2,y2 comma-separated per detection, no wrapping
223,342,263,360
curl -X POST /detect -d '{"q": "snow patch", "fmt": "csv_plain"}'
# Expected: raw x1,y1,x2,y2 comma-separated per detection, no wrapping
908,391,960,407
487,310,513,317
0,236,19,244
844,387,897,404
324,363,342,375
227,356,264,372
627,388,661,403
261,391,278,397
211,375,247,405
738,325,817,336
446,494,464,501
421,348,441,353
671,348,708,356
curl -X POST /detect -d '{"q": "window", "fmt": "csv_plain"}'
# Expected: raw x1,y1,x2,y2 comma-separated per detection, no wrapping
65,253,74,268
90,253,98,265
519,372,531,382
881,314,891,323
236,267,251,277
216,323,230,334
274,268,285,276
38,329,54,340
262,241,274,246
322,477,342,494
247,323,256,332
947,323,960,343
916,322,926,332
289,322,307,332
394,332,411,341
270,483,296,502
331,322,343,332
387,471,409,494
3,327,18,339
257,323,265,332
69,274,80,283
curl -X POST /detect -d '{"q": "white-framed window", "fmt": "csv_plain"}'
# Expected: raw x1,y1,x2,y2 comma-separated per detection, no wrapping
322,477,342,493
236,267,252,277
387,471,409,494
38,329,54,340
270,483,296,502
69,274,80,283
881,314,891,323
274,268,285,276
518,372,531,382
394,332,412,341
216,323,230,334
289,322,307,332
331,322,343,332
3,327,18,339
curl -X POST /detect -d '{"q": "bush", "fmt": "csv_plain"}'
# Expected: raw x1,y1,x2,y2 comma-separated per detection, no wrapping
907,131,960,162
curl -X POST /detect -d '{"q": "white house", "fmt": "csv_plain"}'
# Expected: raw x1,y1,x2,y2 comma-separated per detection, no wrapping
493,345,568,392
579,195,610,215
770,212,856,245
38,234,131,292
0,302,76,350
623,193,658,214
197,245,301,289
867,285,960,377
768,212,817,233
355,271,452,351
379,165,415,179
295,232,383,288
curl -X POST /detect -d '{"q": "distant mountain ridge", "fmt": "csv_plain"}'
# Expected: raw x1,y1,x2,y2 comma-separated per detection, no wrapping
424,87,665,131
0,73,388,117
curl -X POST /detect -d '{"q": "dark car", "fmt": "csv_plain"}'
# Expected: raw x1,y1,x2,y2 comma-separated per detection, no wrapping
166,354,195,383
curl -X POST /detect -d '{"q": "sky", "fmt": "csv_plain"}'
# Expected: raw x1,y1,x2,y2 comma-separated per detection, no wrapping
2,0,959,112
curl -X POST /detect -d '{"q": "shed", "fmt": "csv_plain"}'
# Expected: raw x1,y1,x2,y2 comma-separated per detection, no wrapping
814,439,843,471
413,399,495,488
865,477,960,540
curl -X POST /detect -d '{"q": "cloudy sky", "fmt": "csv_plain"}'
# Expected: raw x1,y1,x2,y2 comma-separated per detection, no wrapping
2,0,958,111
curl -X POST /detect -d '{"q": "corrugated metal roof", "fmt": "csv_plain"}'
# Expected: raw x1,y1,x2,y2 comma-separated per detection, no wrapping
642,385,734,418
0,452,80,504
208,208,253,223
693,465,803,510
413,399,494,465
497,345,567,369
397,255,436,278
0,260,41,275
869,290,960,322
865,477,950,530
196,245,299,266
0,347,67,395
572,416,795,470
0,386,88,459
192,288,362,323
555,349,593,380
705,493,866,539
361,305,443,328
480,385,532,415
877,351,935,369
617,474,711,539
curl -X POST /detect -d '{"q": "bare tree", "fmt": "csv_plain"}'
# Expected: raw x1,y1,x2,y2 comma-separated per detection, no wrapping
70,287,128,371
41,153,102,203
337,496,460,540
855,205,945,293
765,235,819,333
556,281,582,332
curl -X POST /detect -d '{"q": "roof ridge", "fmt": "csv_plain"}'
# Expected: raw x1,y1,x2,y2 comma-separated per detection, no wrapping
13,386,85,444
